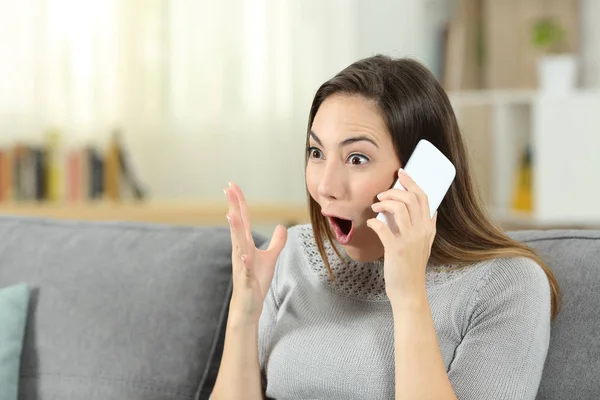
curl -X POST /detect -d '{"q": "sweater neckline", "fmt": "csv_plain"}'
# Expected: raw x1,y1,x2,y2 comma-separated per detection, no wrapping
296,224,479,302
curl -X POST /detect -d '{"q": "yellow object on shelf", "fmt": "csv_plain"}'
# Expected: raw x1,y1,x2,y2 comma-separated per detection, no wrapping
45,129,62,202
103,131,121,201
511,146,533,213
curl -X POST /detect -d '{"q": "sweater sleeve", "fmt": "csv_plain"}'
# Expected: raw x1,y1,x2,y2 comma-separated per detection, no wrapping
447,257,552,400
256,242,285,399
257,283,279,396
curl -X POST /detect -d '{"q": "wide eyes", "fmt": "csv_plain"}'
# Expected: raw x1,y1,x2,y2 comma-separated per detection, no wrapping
307,147,370,166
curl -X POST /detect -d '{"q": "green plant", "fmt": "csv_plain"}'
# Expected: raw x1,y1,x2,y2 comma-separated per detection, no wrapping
531,17,568,53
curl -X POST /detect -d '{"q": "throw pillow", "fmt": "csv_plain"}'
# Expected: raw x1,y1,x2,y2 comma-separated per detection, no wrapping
0,283,30,400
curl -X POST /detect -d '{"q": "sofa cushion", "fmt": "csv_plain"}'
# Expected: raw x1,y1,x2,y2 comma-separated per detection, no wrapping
0,216,266,400
509,229,600,400
0,283,30,400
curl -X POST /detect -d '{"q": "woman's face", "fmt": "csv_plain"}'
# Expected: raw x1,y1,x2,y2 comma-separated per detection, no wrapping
306,93,400,262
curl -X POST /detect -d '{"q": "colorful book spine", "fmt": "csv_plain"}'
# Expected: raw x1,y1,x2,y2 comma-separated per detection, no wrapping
44,130,62,202
0,150,13,201
0,129,146,204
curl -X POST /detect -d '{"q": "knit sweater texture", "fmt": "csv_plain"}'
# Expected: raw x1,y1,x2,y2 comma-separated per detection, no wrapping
257,224,552,399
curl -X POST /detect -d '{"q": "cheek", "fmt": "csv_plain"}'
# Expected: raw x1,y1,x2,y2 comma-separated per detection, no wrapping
356,174,394,203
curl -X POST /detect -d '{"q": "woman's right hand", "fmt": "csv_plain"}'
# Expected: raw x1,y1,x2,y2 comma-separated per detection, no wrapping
225,182,288,327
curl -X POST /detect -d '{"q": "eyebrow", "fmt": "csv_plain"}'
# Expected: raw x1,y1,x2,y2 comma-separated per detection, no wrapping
309,130,379,149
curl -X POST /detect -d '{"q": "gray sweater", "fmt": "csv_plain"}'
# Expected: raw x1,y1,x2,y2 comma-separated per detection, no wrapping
257,224,552,399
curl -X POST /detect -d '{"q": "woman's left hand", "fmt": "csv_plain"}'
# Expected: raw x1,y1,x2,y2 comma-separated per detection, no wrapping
367,168,438,303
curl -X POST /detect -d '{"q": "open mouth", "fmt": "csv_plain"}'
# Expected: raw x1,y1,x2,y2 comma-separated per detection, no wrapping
329,216,355,245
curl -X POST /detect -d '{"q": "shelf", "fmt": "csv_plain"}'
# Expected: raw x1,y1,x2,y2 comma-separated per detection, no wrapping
0,201,311,227
448,90,537,107
447,89,600,107
451,91,600,227
2,201,596,231
491,209,600,230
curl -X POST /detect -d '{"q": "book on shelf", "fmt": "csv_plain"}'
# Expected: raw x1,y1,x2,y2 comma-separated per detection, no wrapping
0,129,147,205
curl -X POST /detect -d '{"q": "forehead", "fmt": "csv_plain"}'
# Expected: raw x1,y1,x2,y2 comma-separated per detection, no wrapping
311,94,389,142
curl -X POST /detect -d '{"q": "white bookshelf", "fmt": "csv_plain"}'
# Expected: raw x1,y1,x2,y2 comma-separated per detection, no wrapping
449,90,600,228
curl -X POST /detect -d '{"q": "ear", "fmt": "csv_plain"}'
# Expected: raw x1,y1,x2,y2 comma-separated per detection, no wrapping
388,168,400,189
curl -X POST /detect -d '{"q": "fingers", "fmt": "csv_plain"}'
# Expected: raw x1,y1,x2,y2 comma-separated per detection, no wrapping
238,253,254,287
371,200,411,234
266,225,288,252
225,188,248,265
384,169,431,222
228,182,254,245
260,225,287,263
375,188,421,226
366,217,394,246
429,212,438,247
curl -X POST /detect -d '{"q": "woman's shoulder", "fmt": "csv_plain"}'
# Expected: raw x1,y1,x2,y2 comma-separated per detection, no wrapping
286,223,315,241
270,223,310,252
268,224,314,284
477,256,551,293
258,224,311,253
275,223,315,261
468,256,552,315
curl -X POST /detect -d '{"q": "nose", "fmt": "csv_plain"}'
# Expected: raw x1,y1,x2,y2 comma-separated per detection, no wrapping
317,162,345,200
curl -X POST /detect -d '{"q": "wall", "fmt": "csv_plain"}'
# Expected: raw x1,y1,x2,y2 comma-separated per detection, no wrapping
8,0,598,207
137,0,436,204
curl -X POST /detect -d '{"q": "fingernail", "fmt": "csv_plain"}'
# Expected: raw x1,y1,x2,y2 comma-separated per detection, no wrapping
223,188,227,197
376,193,383,199
399,168,407,175
228,182,232,188
226,214,231,224
371,203,377,209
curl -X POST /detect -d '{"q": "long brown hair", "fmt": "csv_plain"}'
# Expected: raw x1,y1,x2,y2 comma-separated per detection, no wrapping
305,55,560,319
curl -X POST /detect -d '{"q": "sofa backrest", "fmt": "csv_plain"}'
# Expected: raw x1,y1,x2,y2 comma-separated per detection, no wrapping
0,216,267,400
1,215,598,399
509,229,600,399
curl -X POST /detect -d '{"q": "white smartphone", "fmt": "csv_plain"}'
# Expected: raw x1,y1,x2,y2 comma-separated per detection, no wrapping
376,139,455,229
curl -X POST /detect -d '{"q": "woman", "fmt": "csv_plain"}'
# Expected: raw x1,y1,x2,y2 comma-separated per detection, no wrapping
212,55,559,399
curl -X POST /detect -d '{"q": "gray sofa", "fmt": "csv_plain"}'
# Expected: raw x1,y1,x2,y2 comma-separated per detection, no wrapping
0,215,598,399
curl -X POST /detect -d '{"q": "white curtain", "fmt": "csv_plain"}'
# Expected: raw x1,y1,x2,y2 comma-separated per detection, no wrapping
0,0,432,203
0,0,163,196
0,0,158,142
159,0,362,203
